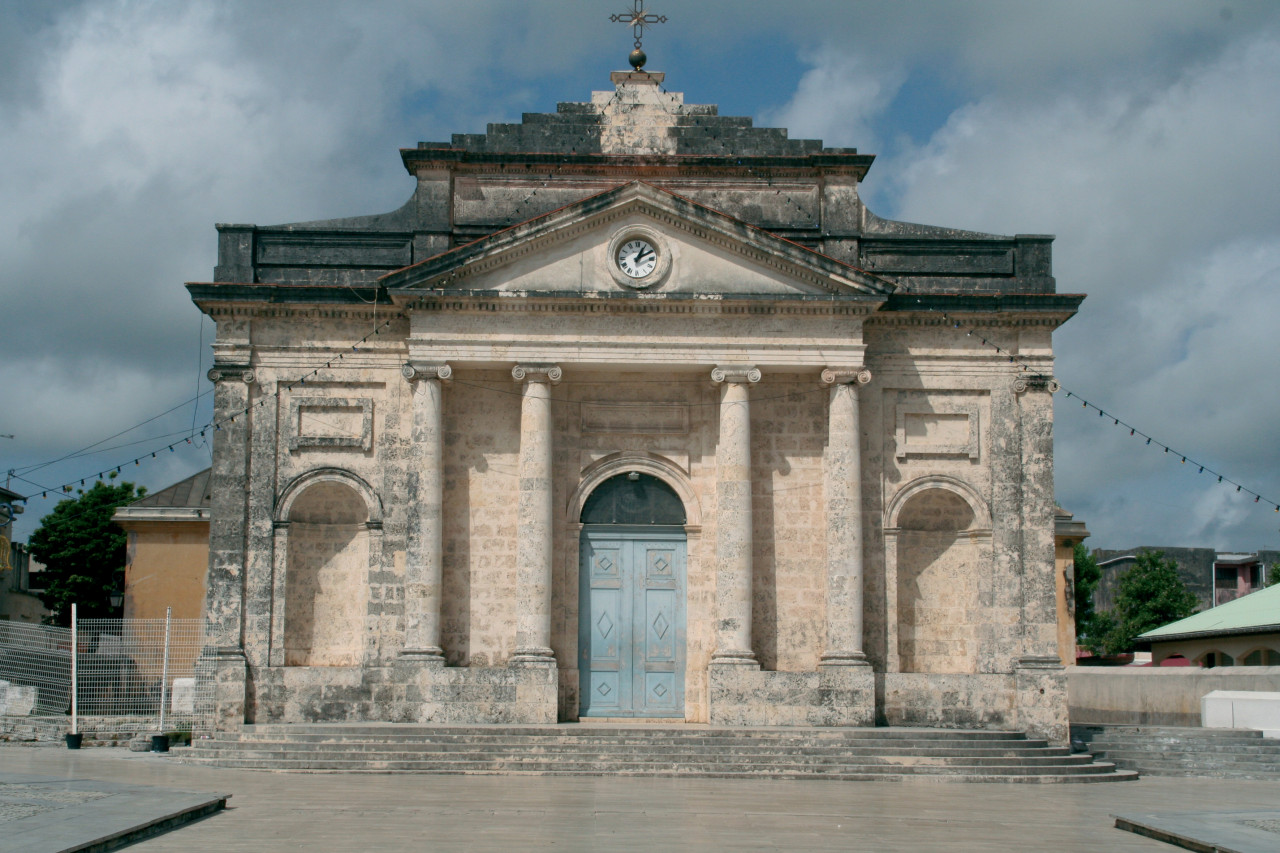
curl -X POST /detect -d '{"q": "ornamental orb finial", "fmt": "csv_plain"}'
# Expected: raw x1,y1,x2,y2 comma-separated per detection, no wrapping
629,48,647,70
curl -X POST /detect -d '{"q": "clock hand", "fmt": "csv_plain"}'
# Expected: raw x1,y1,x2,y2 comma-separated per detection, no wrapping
635,247,654,263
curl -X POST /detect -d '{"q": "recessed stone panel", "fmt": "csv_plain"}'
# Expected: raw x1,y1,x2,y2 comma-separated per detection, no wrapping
895,402,981,461
581,401,689,435
288,397,373,451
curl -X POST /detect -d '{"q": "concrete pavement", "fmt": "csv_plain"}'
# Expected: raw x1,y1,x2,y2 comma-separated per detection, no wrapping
3,743,1280,851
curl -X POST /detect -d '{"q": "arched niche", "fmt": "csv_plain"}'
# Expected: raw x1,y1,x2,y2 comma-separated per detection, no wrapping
883,476,991,676
274,467,383,526
269,468,383,667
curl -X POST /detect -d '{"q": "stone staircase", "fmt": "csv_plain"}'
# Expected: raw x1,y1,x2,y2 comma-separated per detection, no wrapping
184,724,1136,782
1078,725,1280,779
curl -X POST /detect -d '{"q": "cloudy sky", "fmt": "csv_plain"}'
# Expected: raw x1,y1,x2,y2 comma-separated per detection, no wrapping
2,0,1278,553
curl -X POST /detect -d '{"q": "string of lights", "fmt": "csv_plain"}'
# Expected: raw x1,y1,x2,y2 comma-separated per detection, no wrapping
897,286,1280,515
16,316,401,502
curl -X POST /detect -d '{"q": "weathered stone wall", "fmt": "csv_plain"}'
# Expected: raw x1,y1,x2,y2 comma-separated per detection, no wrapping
749,378,827,672
881,673,1016,729
439,371,521,666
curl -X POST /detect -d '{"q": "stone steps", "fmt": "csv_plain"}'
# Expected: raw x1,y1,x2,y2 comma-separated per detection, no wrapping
185,725,1135,783
193,741,1075,759
1077,725,1280,779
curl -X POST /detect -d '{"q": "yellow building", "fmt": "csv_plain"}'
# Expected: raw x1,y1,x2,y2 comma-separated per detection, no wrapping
1054,508,1090,665
113,469,211,621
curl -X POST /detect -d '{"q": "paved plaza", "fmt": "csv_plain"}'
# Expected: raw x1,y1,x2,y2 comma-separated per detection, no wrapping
4,744,1280,851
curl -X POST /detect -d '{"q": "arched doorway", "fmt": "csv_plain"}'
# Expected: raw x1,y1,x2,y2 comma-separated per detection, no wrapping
578,472,687,718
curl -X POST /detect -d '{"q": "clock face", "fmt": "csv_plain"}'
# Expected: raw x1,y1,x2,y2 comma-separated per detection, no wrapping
617,238,658,278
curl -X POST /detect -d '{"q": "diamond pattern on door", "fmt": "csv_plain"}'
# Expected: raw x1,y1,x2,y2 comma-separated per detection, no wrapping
580,530,685,718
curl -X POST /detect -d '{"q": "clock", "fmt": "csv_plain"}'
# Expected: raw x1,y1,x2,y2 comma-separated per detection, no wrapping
617,238,657,278
606,226,671,290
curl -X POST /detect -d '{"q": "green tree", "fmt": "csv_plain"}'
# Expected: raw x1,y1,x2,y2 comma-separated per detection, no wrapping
27,478,145,625
1072,543,1102,642
1090,550,1198,655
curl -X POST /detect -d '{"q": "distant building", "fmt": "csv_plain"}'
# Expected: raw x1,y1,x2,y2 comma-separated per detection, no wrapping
112,469,211,621
1092,547,1276,613
1054,507,1089,665
1,485,49,623
1139,582,1280,667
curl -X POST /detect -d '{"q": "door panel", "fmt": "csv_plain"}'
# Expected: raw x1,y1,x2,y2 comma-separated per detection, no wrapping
580,528,685,717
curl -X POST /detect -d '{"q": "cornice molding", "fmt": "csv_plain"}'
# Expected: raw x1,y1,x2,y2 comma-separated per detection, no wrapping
401,294,877,318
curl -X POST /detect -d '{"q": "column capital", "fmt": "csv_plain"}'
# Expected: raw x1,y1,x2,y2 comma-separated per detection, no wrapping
821,367,871,386
401,362,452,382
711,365,761,384
207,364,255,385
1012,374,1059,395
512,364,562,384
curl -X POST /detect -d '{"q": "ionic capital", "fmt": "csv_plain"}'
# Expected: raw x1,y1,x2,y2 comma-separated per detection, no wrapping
710,366,761,385
512,364,562,384
1012,374,1060,395
207,365,255,385
402,362,452,383
820,367,872,387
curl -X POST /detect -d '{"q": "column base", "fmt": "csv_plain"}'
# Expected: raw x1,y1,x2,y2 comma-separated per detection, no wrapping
710,650,759,667
200,646,247,732
1015,656,1068,745
510,647,556,666
398,647,446,666
819,650,871,667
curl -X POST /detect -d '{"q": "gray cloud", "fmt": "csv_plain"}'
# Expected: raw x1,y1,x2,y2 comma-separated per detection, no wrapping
4,0,1279,553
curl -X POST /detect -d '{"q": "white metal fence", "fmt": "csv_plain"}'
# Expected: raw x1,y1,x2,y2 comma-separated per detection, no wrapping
0,607,213,740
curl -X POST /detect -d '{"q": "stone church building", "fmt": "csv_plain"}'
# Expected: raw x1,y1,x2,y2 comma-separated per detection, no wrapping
189,70,1081,742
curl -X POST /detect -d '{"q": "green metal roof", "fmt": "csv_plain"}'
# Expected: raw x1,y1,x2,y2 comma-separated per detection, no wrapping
1138,583,1280,642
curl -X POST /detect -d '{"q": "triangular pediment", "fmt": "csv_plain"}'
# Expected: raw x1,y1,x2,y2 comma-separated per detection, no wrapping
380,182,894,301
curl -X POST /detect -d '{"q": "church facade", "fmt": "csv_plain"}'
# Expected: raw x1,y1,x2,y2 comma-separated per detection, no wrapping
190,71,1080,742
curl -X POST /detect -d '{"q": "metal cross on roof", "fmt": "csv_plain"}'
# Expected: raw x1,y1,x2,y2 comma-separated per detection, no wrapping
611,1,666,70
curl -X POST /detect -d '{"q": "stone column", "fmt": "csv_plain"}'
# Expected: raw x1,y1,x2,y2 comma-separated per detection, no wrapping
202,361,254,730
820,367,872,667
400,362,452,663
511,364,562,664
710,366,761,666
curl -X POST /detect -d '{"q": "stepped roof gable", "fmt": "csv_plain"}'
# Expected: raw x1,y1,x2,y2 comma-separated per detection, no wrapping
380,180,895,302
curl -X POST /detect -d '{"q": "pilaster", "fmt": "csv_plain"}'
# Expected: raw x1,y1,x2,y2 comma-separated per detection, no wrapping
203,363,254,651
202,361,254,728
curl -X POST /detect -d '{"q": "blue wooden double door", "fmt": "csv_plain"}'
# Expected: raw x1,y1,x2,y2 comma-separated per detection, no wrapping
579,526,686,717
